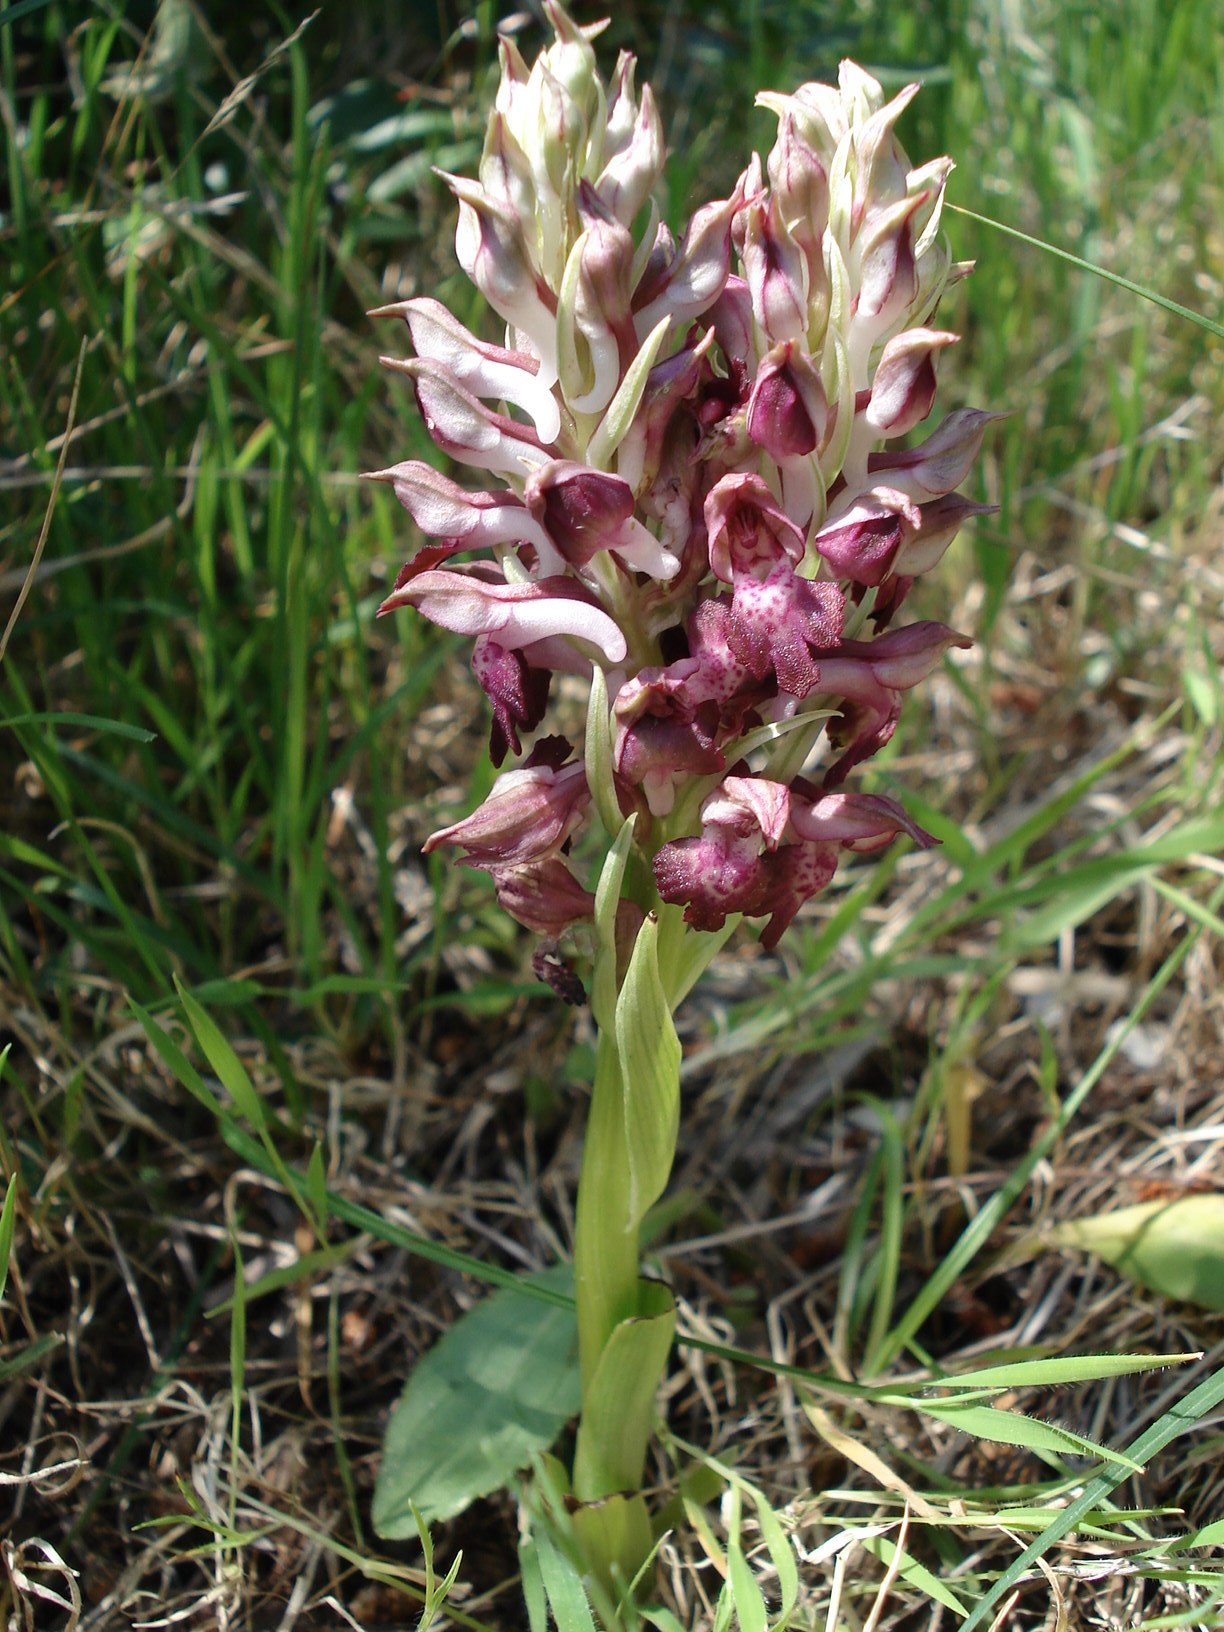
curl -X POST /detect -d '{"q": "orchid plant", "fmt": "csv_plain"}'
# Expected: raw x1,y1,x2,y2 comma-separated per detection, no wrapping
371,5,989,1617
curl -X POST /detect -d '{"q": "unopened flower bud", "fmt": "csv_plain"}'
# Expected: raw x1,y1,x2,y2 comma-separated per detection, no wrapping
444,175,561,385
865,328,957,437
632,182,746,340
424,745,589,866
742,193,809,344
598,62,664,226
745,341,828,460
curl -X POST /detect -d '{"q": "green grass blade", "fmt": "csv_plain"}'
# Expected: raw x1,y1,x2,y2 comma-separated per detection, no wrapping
947,204,1224,341
877,1353,1199,1395
872,878,1224,1372
0,1171,18,1303
959,1359,1224,1630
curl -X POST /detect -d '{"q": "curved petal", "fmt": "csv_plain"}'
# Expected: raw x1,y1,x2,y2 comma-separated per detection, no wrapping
380,297,562,443
379,567,628,663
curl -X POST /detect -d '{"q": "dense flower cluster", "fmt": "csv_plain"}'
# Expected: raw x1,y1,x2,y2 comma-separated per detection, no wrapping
373,5,990,982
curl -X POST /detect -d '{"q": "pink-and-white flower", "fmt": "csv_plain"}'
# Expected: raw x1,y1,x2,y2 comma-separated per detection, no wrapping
372,4,991,975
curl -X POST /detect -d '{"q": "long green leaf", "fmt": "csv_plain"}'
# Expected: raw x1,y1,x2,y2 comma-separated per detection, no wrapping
0,0,57,28
878,1352,1197,1395
898,1400,1142,1472
0,1332,64,1381
0,711,156,741
863,1535,968,1617
372,1265,580,1535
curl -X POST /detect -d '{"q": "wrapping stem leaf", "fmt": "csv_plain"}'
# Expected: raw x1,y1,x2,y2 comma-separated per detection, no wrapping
573,1279,676,1501
573,1026,643,1390
616,915,681,1227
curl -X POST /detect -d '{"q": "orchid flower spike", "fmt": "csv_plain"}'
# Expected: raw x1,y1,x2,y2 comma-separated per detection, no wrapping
371,3,990,992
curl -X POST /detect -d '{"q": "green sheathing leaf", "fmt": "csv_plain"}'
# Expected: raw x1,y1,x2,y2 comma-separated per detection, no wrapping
591,818,635,1029
573,1280,676,1500
372,1265,580,1535
616,915,681,1228
570,1493,655,1615
573,1028,642,1385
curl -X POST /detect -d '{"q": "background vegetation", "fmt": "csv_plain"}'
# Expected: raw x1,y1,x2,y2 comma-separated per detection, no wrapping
2,0,1223,1625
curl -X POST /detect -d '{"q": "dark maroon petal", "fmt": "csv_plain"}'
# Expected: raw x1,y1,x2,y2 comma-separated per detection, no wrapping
532,945,587,1006
525,461,636,567
757,841,838,949
614,668,725,799
822,693,901,786
812,511,904,586
472,638,551,766
392,540,463,588
522,734,573,773
745,344,825,460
